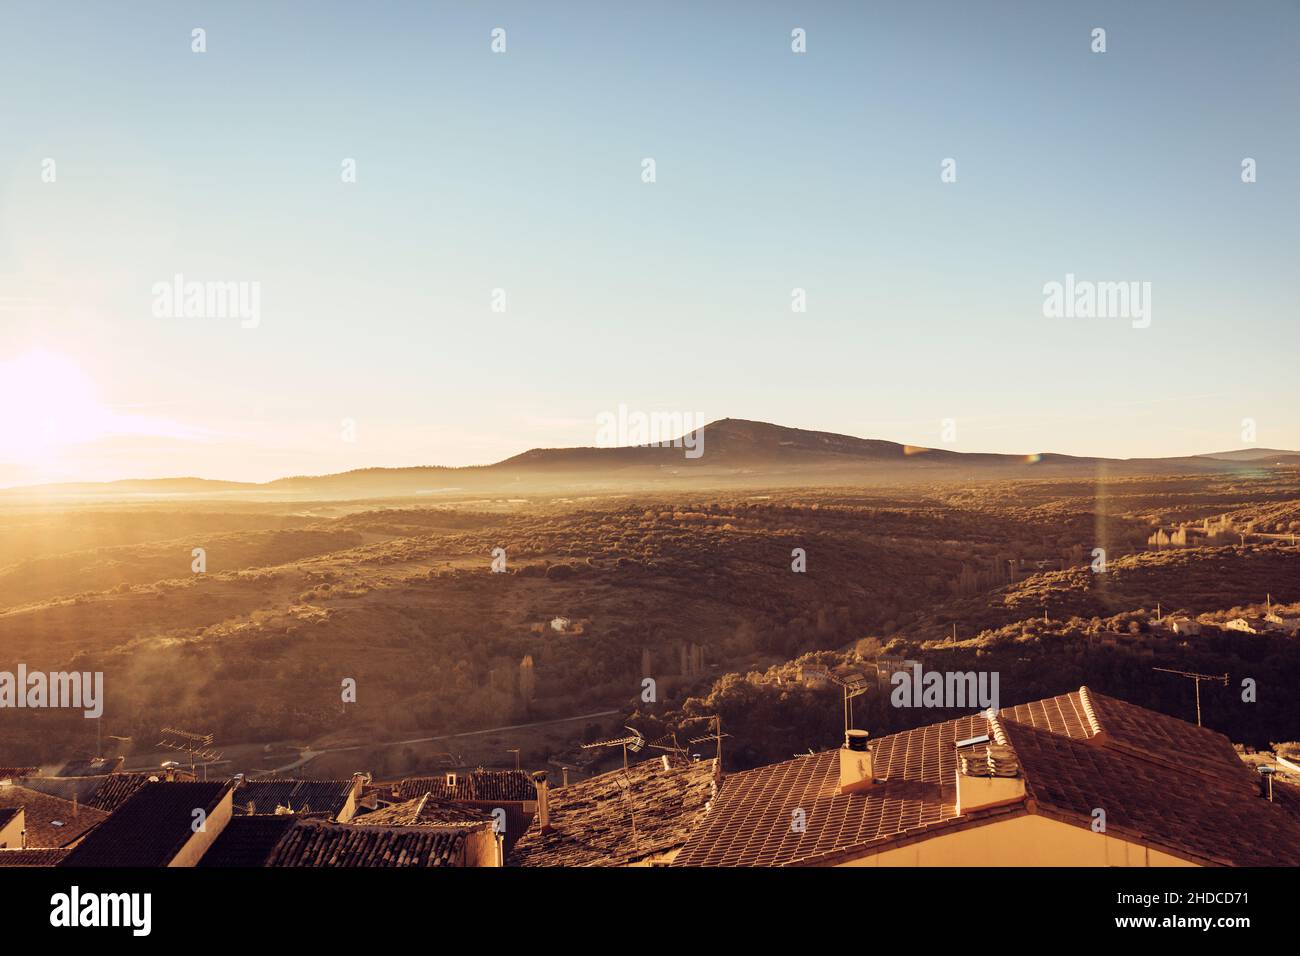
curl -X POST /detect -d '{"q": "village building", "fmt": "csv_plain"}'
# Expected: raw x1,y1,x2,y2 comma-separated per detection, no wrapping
0,808,23,848
263,819,487,867
60,781,233,867
200,803,501,867
376,768,536,853
671,687,1300,867
798,663,831,685
1264,611,1300,636
197,815,297,867
510,756,716,867
1164,616,1201,636
874,656,922,687
7,765,199,812
232,774,367,821
84,771,170,811
0,783,109,848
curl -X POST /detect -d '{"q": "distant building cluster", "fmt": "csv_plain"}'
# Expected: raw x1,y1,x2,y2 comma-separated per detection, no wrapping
1150,607,1300,639
1148,515,1239,549
951,549,1085,596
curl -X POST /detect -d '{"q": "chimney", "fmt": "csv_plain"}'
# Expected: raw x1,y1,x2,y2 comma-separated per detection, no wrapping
561,767,570,788
532,770,552,833
839,729,874,794
955,726,1026,814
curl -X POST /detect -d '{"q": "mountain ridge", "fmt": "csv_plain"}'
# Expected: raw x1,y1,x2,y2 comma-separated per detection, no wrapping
5,418,1298,500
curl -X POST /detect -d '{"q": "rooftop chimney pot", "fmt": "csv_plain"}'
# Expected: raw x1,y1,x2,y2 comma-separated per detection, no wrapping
532,770,552,832
839,730,874,794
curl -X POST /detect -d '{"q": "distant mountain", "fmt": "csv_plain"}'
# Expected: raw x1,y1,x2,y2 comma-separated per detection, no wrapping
4,476,259,496
1198,448,1300,462
4,419,1297,501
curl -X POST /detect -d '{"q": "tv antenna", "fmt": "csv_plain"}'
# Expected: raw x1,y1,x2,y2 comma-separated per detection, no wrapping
157,727,221,775
1152,668,1229,727
648,731,688,760
581,726,646,770
612,770,640,857
684,714,729,767
826,671,871,734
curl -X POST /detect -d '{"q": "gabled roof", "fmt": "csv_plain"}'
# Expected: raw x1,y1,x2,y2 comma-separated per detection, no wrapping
0,785,109,848
0,848,69,866
0,767,40,779
392,769,535,803
198,815,297,867
511,757,717,867
61,782,231,867
264,820,468,867
356,794,492,828
233,778,354,818
84,772,156,812
672,687,1300,867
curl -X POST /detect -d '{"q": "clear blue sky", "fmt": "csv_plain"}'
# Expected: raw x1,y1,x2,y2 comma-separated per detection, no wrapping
0,1,1296,485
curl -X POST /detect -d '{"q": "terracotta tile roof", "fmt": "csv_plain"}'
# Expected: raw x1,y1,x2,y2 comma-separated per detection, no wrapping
1076,686,1247,785
198,815,297,867
392,769,535,802
0,848,70,866
511,757,717,867
356,795,492,828
0,767,40,779
1007,716,1300,866
61,782,231,867
84,772,156,812
672,687,1300,867
264,819,469,867
233,778,354,818
672,723,977,867
0,785,109,848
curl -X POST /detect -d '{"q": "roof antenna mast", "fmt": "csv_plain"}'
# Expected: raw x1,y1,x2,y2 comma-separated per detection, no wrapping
1152,668,1229,727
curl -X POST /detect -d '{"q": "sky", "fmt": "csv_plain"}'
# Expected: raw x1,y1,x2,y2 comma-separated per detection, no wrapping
0,0,1297,486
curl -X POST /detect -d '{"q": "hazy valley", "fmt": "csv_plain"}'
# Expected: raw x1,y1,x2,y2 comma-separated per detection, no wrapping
3,421,1298,782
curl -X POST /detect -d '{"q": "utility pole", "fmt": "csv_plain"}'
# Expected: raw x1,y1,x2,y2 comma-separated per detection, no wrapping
1153,668,1228,727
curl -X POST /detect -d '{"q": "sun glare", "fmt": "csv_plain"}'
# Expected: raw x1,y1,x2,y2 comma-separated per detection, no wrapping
0,349,112,465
